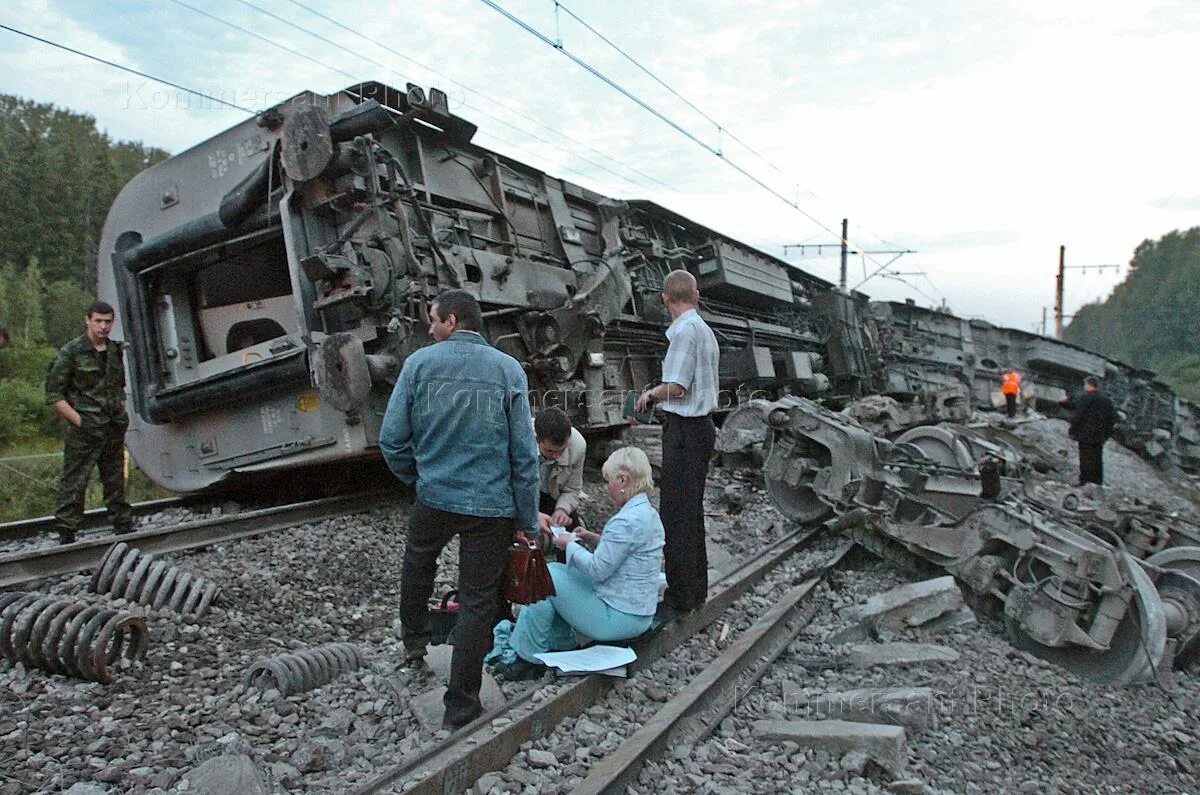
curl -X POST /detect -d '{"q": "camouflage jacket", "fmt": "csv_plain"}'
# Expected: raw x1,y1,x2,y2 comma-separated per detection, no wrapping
45,334,128,423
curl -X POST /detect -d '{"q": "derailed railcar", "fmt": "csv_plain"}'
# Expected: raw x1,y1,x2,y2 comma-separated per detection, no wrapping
99,82,862,492
870,300,1197,471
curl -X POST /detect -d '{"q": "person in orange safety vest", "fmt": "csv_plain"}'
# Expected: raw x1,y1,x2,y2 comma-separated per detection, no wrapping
1001,369,1022,418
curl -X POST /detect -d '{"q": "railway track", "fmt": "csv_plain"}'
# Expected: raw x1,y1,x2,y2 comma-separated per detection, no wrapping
0,496,192,542
0,491,402,588
353,525,857,794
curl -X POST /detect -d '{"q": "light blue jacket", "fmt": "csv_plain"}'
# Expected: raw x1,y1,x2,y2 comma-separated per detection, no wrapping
565,493,664,616
379,330,540,532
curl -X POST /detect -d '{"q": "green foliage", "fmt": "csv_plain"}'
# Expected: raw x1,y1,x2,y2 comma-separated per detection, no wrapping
0,93,177,520
0,94,169,288
42,279,95,348
0,445,173,523
1064,228,1200,399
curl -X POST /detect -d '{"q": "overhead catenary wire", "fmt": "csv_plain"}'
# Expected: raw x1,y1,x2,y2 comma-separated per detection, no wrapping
0,23,260,115
280,0,674,192
552,0,781,174
222,0,652,194
476,0,918,295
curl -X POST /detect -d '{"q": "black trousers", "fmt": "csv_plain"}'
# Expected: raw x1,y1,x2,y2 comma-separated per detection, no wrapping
1005,393,1017,418
400,501,512,727
1078,442,1105,485
660,413,715,611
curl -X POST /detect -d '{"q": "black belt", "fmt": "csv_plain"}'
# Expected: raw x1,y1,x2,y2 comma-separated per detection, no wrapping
662,412,711,422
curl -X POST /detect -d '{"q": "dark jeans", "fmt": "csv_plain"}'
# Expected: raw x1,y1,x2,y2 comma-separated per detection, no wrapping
55,420,131,535
1005,393,1017,418
400,501,512,727
1078,442,1105,485
660,413,715,611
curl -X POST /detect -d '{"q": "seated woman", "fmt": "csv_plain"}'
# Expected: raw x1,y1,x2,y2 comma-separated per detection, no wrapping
498,446,664,680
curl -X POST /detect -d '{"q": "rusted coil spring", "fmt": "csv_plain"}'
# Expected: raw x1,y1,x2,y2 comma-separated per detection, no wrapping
245,643,365,696
90,543,219,619
0,592,148,684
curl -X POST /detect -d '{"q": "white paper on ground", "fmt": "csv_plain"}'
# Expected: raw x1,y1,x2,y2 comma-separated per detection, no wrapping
534,645,637,672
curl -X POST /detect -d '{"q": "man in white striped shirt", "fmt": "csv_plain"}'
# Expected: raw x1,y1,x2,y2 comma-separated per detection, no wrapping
635,269,720,613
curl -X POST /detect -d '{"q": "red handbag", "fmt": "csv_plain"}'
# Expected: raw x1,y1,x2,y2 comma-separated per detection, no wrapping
504,534,556,604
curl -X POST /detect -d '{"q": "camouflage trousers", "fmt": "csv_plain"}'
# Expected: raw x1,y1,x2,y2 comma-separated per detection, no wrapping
54,420,132,535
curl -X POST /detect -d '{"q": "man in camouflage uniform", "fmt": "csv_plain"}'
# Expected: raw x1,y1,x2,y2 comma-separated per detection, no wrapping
45,301,132,545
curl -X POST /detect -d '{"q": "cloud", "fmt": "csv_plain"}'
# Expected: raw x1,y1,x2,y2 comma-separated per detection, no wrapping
1149,195,1200,212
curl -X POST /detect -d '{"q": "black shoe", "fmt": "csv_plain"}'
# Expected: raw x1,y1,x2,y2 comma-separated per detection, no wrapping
495,658,547,682
57,531,76,546
113,526,133,536
441,710,481,731
400,648,430,674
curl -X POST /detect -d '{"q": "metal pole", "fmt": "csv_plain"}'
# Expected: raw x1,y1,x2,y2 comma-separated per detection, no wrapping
1054,245,1065,339
839,218,848,292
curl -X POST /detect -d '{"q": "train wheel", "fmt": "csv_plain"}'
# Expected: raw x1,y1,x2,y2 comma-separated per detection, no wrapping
1146,546,1200,671
1004,554,1167,685
892,426,975,470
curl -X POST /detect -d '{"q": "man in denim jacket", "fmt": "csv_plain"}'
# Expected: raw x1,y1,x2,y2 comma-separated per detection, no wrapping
380,289,540,730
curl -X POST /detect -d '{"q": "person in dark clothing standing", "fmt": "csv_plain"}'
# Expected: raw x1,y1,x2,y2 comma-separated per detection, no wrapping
635,270,720,615
1060,376,1118,486
44,301,132,545
379,290,540,730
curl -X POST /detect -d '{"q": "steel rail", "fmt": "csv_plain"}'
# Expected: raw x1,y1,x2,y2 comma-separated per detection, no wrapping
353,523,829,795
0,497,191,542
0,492,401,588
573,540,858,794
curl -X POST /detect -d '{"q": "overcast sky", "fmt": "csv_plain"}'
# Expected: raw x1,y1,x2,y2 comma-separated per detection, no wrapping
2,0,1197,334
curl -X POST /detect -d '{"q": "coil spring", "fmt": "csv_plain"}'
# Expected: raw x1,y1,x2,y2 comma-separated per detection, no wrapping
89,542,219,619
0,592,148,684
244,643,365,696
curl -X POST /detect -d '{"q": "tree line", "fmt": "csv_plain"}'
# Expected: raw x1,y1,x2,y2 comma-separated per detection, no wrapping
1065,227,1200,401
0,93,169,443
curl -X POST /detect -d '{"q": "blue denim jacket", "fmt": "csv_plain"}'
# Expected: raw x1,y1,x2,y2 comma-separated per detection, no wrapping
380,331,540,532
565,493,665,616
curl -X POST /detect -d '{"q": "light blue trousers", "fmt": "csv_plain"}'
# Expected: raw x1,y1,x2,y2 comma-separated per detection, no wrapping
510,563,653,664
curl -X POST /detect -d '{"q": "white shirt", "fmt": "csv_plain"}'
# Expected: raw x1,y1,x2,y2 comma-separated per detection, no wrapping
660,308,720,417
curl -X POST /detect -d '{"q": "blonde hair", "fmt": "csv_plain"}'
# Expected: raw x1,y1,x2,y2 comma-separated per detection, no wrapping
663,269,698,305
602,446,654,495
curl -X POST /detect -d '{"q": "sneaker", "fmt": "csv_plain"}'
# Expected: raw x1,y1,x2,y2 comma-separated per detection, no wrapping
57,531,76,546
113,526,134,536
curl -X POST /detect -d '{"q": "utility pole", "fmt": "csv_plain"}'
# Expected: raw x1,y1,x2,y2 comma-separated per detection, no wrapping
839,218,849,293
783,218,915,293
1054,246,1121,340
1055,245,1065,339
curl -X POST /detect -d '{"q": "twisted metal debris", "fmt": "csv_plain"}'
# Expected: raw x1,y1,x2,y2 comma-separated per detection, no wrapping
89,542,219,619
0,592,148,683
245,643,365,696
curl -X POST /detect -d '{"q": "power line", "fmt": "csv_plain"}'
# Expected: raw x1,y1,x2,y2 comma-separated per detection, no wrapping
216,0,647,193
280,0,673,192
0,22,259,115
167,0,362,84
553,0,781,173
476,0,901,286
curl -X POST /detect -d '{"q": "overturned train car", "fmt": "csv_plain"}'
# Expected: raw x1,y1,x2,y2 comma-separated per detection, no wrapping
98,83,867,492
98,82,1200,492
